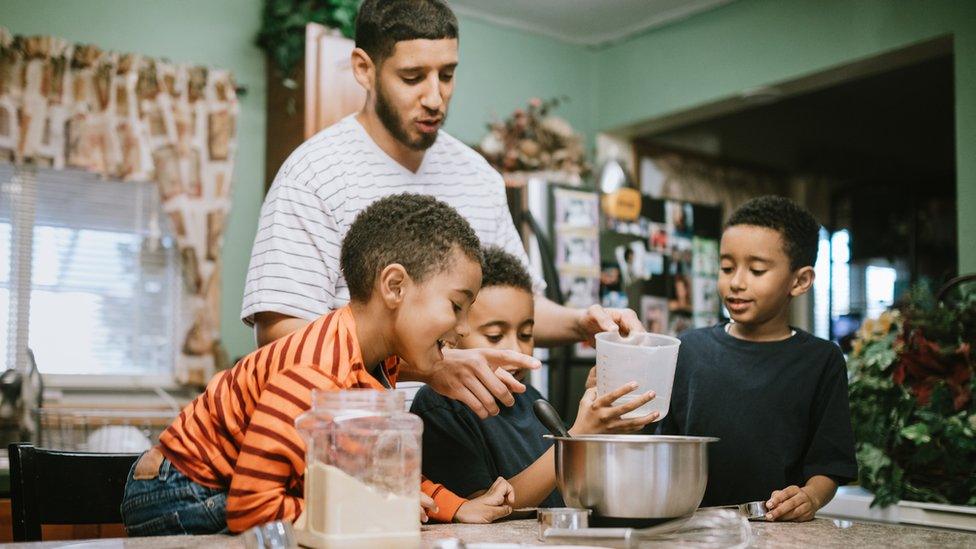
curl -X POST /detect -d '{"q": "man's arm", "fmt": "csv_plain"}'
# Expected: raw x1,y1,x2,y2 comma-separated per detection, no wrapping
533,296,643,347
485,173,640,348
255,311,310,347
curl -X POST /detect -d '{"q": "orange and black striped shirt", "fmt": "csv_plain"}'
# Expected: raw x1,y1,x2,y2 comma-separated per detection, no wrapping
158,306,466,532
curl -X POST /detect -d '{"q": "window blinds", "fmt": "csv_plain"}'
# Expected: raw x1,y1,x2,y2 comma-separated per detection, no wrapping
0,165,180,380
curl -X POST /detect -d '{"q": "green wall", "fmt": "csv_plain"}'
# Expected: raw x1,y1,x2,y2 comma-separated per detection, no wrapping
591,0,976,273
0,0,591,361
447,16,596,144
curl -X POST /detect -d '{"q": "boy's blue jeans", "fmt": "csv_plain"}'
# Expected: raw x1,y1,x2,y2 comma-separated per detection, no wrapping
120,448,228,536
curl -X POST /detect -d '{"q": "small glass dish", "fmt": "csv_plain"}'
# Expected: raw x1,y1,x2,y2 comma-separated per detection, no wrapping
537,507,591,540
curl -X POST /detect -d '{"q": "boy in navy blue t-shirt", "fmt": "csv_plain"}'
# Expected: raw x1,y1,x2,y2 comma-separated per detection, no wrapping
660,196,857,521
413,247,659,509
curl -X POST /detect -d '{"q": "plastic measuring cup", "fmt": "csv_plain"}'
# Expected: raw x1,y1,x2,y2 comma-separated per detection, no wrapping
595,331,681,419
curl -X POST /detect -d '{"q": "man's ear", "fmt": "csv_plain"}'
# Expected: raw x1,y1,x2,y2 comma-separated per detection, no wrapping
790,266,815,297
351,48,375,98
378,263,409,309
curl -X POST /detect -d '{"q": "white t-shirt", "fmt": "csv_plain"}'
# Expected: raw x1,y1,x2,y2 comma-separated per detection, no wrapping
241,115,541,326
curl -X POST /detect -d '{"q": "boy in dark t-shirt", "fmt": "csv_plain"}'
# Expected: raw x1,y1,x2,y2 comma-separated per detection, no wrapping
413,247,659,509
659,196,857,521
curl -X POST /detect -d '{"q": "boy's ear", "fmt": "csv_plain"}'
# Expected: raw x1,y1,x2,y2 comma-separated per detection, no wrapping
790,266,816,297
378,263,409,309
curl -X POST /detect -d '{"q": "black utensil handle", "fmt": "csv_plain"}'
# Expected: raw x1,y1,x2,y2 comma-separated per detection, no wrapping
533,399,570,438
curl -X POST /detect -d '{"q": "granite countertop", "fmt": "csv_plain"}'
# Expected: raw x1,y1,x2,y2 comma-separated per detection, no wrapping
424,517,976,548
1,517,974,548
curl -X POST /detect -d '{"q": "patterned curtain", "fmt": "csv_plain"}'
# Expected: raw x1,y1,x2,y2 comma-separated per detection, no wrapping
0,27,239,385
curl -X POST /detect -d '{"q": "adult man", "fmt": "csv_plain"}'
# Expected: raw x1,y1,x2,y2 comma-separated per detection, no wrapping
244,0,640,420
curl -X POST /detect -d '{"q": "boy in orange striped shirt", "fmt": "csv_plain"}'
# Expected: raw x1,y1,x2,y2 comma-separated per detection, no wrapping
120,193,524,535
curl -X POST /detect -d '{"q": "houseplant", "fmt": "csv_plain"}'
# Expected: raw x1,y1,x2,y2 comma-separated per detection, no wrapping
847,281,976,508
256,0,360,81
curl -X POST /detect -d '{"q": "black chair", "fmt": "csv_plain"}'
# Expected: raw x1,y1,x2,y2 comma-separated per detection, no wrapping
8,443,140,541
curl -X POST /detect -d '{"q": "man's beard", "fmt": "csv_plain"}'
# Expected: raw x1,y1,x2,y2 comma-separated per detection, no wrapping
375,79,442,151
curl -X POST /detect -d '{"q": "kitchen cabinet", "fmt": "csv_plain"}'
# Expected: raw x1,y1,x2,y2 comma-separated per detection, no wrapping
264,23,365,191
0,499,125,541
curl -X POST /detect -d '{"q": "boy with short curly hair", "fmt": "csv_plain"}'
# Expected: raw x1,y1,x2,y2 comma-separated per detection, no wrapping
660,196,857,521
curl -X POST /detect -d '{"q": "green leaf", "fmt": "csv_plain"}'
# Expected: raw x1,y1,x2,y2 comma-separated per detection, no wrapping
848,281,976,507
257,0,364,78
899,423,931,445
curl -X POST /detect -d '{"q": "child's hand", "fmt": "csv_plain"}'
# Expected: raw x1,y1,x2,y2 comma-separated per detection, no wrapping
454,477,515,523
569,383,659,435
765,485,819,522
420,493,437,523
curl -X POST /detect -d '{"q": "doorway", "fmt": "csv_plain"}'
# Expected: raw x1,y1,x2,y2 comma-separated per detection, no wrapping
631,37,956,347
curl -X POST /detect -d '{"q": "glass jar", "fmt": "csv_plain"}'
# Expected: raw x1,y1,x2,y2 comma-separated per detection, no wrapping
294,389,422,549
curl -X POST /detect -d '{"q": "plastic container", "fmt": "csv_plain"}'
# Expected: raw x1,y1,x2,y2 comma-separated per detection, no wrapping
595,331,681,419
295,390,422,549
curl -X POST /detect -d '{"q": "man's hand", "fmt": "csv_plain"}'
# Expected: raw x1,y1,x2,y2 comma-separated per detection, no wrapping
454,477,515,524
420,492,437,523
765,485,819,522
576,305,643,345
426,348,541,419
569,385,658,435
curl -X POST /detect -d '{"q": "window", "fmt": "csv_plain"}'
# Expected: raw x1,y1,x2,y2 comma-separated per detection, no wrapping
809,228,861,345
830,229,851,319
813,227,831,339
1,165,180,386
865,265,897,321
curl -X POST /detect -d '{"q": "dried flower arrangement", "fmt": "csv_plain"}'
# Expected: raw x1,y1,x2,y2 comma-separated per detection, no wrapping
476,97,589,180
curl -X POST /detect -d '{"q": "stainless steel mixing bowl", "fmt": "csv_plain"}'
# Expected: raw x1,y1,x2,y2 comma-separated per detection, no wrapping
547,434,719,527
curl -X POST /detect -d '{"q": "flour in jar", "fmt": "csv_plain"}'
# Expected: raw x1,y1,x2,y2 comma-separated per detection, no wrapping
304,460,418,544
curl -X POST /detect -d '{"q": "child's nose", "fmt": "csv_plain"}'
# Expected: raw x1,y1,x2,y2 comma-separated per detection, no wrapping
455,320,470,339
498,337,521,354
730,269,746,290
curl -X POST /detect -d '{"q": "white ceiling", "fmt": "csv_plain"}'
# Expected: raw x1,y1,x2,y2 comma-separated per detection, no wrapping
449,0,734,47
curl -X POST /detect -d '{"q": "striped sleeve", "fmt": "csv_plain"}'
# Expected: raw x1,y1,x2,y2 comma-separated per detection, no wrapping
241,176,340,325
422,478,467,523
225,364,333,532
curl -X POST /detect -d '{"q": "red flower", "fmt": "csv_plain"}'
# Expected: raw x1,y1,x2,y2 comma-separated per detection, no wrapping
892,329,973,410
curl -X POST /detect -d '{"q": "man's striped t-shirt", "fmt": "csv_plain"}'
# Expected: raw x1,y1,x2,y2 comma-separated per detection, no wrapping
241,114,541,325
158,306,466,532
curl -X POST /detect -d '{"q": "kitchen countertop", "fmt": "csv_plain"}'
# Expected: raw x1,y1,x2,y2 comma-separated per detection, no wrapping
0,517,974,548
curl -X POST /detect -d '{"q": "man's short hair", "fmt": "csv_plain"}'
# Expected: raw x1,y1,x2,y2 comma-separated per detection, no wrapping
341,193,482,301
725,195,821,269
480,246,533,293
355,0,458,66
